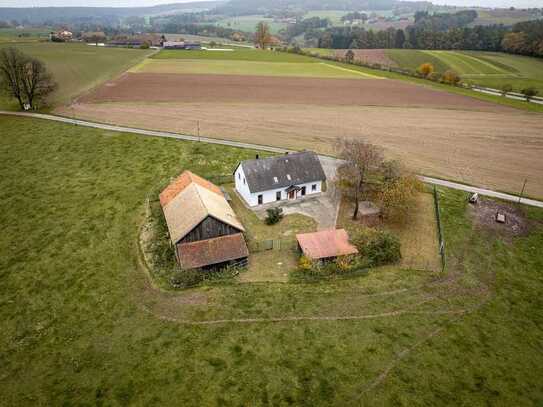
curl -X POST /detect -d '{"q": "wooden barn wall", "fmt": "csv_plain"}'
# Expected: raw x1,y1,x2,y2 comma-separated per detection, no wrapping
180,216,240,244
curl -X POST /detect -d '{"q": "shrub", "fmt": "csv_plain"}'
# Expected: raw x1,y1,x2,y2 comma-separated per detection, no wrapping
265,207,283,225
428,72,441,82
335,255,355,272
378,175,423,224
351,227,401,267
417,63,434,77
501,84,513,95
521,87,539,101
170,269,204,288
441,70,460,86
139,42,150,49
298,255,313,271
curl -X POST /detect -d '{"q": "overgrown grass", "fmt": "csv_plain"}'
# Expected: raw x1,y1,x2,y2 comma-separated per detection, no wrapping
1,115,543,405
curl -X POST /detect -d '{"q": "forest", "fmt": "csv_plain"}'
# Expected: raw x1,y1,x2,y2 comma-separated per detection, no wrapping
316,14,543,57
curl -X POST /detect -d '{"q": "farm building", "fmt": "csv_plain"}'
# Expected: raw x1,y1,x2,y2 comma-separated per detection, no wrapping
296,229,358,261
163,41,202,50
234,151,326,207
160,171,248,270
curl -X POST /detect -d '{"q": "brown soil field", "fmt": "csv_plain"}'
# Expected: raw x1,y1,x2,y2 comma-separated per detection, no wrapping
334,49,398,67
58,101,543,199
78,73,505,111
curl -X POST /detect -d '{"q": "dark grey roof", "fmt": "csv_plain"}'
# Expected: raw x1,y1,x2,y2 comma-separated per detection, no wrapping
240,151,326,193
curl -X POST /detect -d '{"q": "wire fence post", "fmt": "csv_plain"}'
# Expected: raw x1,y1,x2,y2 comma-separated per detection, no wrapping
433,185,446,272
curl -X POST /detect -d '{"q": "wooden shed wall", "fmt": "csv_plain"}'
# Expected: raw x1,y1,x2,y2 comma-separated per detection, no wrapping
179,216,241,244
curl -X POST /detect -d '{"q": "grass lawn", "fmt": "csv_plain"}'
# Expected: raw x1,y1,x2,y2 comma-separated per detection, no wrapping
0,27,51,43
152,48,317,62
336,191,441,272
1,115,543,404
386,49,543,95
132,58,381,78
0,42,153,109
303,10,348,24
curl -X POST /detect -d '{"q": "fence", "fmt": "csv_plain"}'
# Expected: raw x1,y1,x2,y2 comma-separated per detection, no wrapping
432,185,446,272
248,238,298,253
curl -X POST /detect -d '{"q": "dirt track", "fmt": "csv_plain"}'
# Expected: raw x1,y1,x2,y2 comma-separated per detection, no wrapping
79,73,507,111
58,101,543,198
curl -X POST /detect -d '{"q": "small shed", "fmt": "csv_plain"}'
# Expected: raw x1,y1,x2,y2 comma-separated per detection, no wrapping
296,229,358,261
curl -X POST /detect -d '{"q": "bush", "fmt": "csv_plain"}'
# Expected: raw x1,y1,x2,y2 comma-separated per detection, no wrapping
265,207,283,225
441,70,460,86
521,87,539,100
170,269,204,288
417,63,434,77
351,227,401,267
501,84,513,95
139,42,150,49
298,255,313,271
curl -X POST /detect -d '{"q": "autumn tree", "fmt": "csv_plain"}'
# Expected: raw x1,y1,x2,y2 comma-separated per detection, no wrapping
335,138,384,220
378,174,423,224
0,47,57,110
417,63,434,77
254,22,271,49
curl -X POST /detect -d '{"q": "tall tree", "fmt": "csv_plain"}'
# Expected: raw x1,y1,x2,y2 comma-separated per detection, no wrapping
0,47,56,110
335,138,384,220
254,21,271,49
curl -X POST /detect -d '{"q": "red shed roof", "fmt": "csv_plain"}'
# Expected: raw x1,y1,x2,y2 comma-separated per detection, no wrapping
296,229,358,260
160,170,222,207
177,233,248,269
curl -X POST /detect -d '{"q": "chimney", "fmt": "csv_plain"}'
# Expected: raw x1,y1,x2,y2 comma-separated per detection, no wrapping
255,154,259,159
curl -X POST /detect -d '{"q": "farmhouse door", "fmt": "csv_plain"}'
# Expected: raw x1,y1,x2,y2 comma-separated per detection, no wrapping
288,190,295,200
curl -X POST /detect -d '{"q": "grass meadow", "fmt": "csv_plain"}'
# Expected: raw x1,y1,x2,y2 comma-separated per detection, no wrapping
152,48,317,62
0,42,152,110
386,49,543,94
1,115,543,405
214,15,287,34
133,58,381,78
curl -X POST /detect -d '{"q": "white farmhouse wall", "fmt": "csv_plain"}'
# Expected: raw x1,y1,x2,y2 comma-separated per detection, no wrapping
235,164,322,207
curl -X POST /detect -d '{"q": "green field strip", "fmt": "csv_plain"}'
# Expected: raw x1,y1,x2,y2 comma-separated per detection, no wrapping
131,58,379,79
423,51,481,74
319,63,384,79
457,52,509,74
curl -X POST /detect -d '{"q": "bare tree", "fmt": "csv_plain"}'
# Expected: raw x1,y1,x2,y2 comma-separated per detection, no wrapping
0,47,25,109
336,138,384,220
254,21,271,49
0,47,57,110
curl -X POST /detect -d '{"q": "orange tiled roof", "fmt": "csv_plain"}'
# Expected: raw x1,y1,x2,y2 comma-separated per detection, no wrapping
296,229,358,260
177,233,248,269
159,170,222,207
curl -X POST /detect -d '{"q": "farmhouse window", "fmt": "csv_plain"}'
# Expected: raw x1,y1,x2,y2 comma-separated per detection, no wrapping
238,172,240,180
301,186,306,196
276,191,281,201
258,194,263,205
243,177,245,185
312,184,317,192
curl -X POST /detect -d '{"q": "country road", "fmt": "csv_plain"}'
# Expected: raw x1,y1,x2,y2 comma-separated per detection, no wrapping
2,110,542,208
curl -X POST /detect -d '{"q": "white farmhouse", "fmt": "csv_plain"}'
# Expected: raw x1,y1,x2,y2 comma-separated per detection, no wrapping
234,151,326,207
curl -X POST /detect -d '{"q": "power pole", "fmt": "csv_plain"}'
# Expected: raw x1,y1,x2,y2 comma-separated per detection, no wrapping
518,178,527,204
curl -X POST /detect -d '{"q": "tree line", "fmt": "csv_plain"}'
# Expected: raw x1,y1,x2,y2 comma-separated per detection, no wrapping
316,13,543,57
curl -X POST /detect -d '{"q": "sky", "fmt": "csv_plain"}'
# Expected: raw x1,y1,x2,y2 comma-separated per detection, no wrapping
0,0,541,8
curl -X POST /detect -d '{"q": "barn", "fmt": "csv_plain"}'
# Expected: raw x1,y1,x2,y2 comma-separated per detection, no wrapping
160,171,248,270
234,151,326,207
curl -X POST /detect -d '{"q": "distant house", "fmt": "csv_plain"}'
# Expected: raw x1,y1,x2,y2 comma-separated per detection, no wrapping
160,171,248,270
50,30,72,42
296,229,358,261
234,151,326,207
